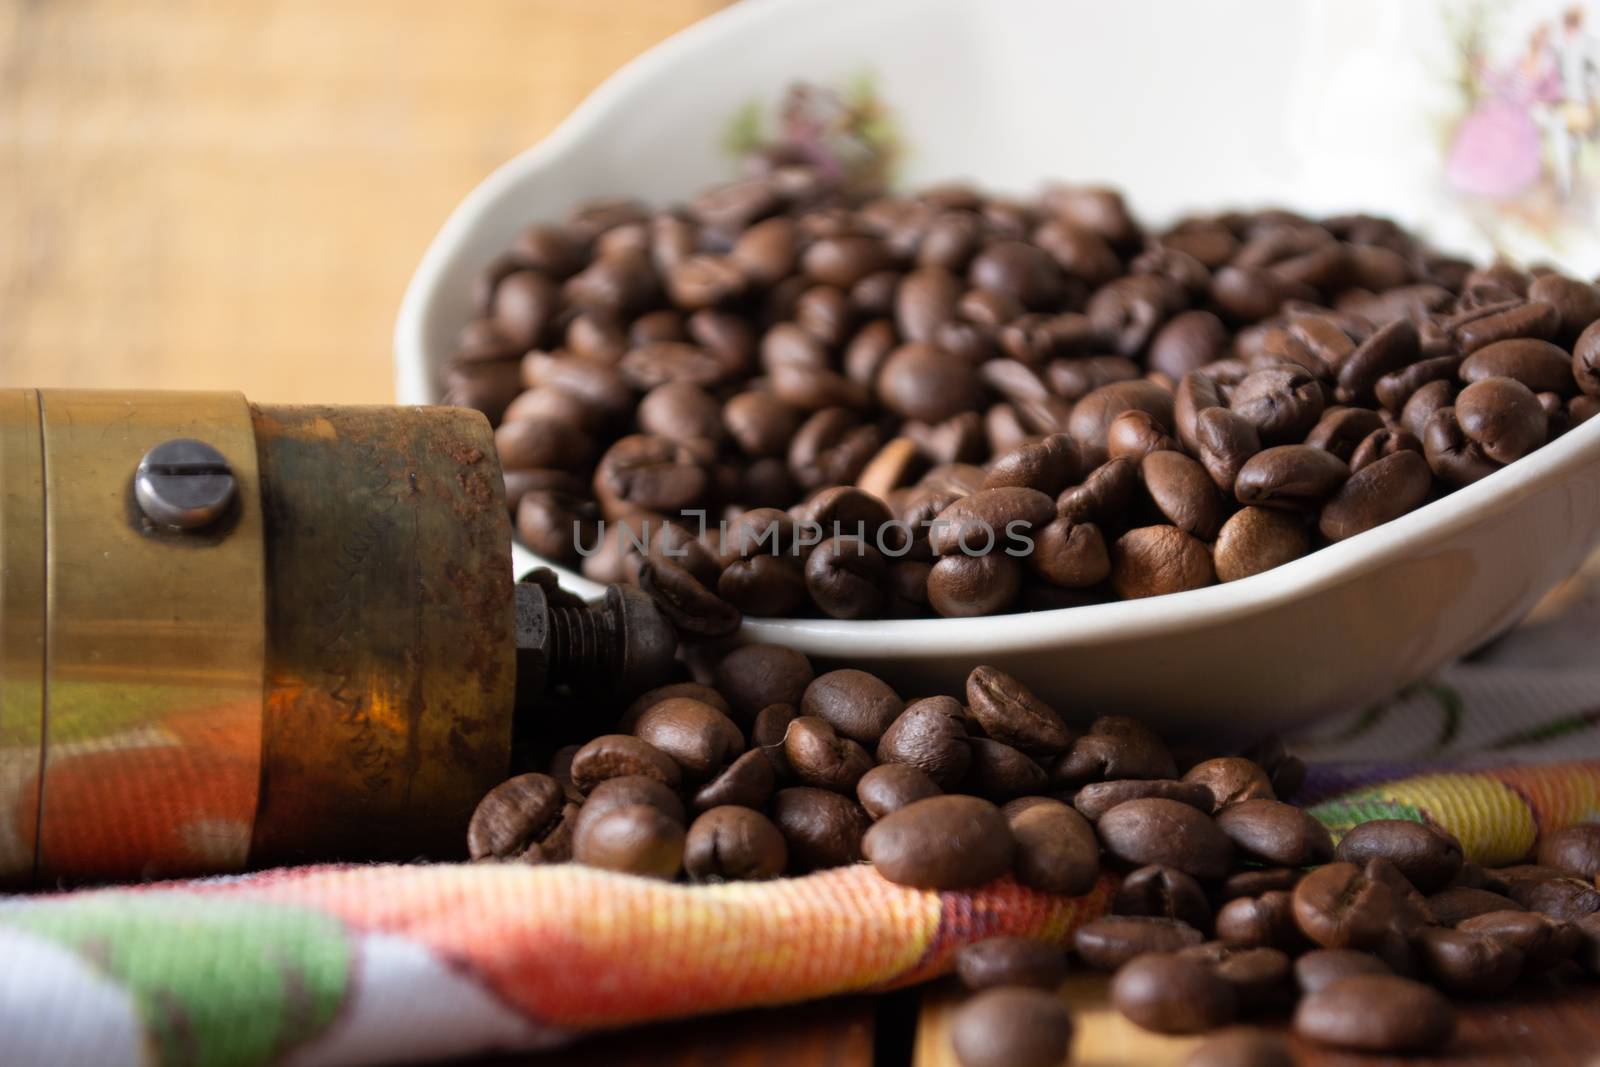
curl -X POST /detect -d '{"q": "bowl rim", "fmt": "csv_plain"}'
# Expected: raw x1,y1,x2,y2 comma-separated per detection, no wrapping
393,0,1600,655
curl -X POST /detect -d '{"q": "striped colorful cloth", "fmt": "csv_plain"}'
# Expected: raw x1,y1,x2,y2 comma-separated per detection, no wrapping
4,571,1600,1067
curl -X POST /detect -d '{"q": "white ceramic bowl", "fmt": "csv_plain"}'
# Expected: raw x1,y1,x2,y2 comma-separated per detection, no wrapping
396,0,1600,733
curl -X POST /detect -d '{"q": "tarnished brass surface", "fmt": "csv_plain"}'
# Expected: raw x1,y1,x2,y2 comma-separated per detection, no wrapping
35,390,267,883
0,390,46,887
249,404,513,866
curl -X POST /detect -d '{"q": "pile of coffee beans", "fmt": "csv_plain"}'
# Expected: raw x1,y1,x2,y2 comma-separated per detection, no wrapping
466,635,1600,1061
445,164,1600,624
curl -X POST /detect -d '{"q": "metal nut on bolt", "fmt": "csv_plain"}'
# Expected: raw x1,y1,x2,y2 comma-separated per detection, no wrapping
134,438,237,530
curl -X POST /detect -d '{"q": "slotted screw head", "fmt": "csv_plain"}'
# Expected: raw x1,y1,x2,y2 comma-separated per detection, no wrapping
135,438,236,530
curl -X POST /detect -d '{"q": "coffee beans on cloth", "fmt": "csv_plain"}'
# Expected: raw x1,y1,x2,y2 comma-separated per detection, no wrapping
450,167,1600,625
467,633,1600,1061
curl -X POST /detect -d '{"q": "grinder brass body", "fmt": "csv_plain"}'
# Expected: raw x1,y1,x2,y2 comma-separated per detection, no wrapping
0,389,514,887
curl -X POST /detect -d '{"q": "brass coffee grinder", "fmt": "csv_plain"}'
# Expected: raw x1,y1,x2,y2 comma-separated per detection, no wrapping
0,389,673,889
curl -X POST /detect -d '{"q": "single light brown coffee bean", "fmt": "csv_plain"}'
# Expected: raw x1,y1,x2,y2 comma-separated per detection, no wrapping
875,343,984,423
1149,310,1230,381
1334,819,1464,893
1028,516,1111,589
964,738,1050,799
856,763,942,820
1413,927,1523,996
955,937,1070,992
1111,952,1238,1034
876,696,972,788
803,536,887,620
1460,337,1577,395
1230,365,1326,443
863,795,1015,889
1114,865,1211,931
1097,798,1233,879
692,750,776,813
1537,823,1600,881
801,669,904,746
1293,975,1455,1053
1109,525,1215,599
683,806,787,882
927,487,1056,556
1293,862,1397,949
713,644,813,722
984,434,1080,495
770,787,871,873
1212,507,1310,583
949,987,1074,1067
1004,796,1101,895
1056,456,1139,524
1216,798,1333,867
1294,948,1392,994
1454,376,1548,464
1142,450,1226,539
1234,445,1350,510
928,552,1024,617
1216,891,1304,951
1074,915,1204,970
1107,409,1181,460
966,665,1074,756
574,776,686,839
571,735,683,791
572,803,686,879
467,773,572,863
1182,757,1274,810
1318,448,1432,542
1194,406,1262,494
632,698,744,784
1074,779,1214,821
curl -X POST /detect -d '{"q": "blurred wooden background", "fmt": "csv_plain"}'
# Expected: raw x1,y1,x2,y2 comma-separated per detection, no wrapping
0,0,727,403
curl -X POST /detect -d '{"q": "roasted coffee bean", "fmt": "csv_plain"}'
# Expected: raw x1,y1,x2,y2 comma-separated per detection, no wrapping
783,715,874,793
955,937,1070,992
1455,298,1559,353
692,750,776,813
1413,927,1522,996
876,696,972,787
770,787,870,872
1334,819,1464,893
1191,945,1293,1014
1212,507,1310,582
1423,407,1500,487
571,735,683,791
1115,865,1211,931
1074,915,1205,970
1074,779,1214,821
683,806,787,882
1057,456,1140,525
1293,975,1455,1053
1142,450,1226,539
622,682,733,732
1110,525,1215,599
467,773,573,863
1029,517,1111,588
803,235,892,289
751,702,797,756
928,552,1024,616
804,536,886,619
1575,320,1600,397
927,487,1056,556
1336,318,1420,405
1294,948,1391,994
1461,337,1576,397
876,343,983,422
1216,891,1304,951
1454,376,1548,464
1459,910,1580,972
984,434,1079,495
1507,874,1600,921
964,738,1050,799
1069,380,1177,467
1149,310,1230,381
637,556,743,638
1054,716,1177,788
1537,823,1600,881
495,417,597,475
1293,862,1397,949
713,644,814,722
1004,796,1101,895
1217,868,1303,903
632,698,744,783
802,669,904,746
1194,407,1262,493
1097,798,1233,879
1306,406,1387,460
856,763,942,819
1318,448,1432,541
1427,886,1525,926
1527,274,1600,344
789,407,881,489
1234,445,1350,510
949,987,1074,1067
1182,758,1274,810
856,436,924,500
1375,355,1462,413
1401,377,1458,439
724,392,803,458
1107,410,1181,460
572,803,686,879
1216,799,1331,870
593,435,709,517
863,795,1013,888
1231,366,1326,443
966,665,1074,755
1111,953,1238,1034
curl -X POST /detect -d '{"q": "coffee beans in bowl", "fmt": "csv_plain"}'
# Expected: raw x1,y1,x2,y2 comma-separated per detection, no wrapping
446,165,1600,628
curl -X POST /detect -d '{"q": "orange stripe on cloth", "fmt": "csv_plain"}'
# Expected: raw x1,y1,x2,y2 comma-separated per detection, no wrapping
193,862,1114,1028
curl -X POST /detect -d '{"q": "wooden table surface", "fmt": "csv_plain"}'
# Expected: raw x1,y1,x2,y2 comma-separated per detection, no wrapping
9,5,1600,1065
